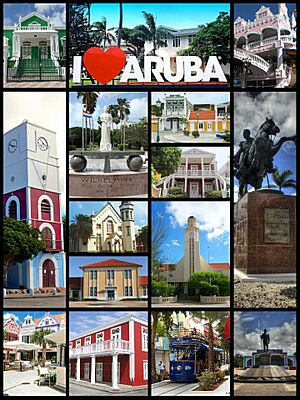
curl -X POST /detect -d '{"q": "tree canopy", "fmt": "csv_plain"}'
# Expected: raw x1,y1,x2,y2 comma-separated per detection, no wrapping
3,217,46,285
179,12,230,65
151,147,182,177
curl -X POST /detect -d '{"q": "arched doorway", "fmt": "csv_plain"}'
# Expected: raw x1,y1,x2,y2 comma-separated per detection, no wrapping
42,259,56,287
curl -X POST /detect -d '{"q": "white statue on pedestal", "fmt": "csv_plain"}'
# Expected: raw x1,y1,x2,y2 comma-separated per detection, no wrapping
100,107,113,151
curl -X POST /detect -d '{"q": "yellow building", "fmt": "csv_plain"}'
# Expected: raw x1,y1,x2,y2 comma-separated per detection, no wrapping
81,259,147,301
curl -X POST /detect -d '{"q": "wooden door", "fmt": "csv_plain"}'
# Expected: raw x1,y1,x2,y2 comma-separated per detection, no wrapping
42,259,56,287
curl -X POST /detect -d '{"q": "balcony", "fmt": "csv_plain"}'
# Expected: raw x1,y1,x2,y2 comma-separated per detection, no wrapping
43,239,63,252
15,26,53,31
70,339,131,358
175,169,217,177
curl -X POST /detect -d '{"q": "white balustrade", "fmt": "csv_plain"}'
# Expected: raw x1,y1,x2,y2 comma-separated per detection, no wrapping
70,339,130,357
15,26,51,31
234,48,270,72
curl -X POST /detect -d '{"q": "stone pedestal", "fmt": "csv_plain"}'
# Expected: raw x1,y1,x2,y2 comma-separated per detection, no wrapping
234,189,296,274
70,171,148,198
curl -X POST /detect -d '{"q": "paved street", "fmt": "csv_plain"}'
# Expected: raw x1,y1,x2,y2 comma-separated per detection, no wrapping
152,131,226,143
4,370,65,396
152,302,229,308
4,82,66,89
70,300,148,308
70,381,148,396
152,378,230,396
4,295,66,308
234,382,296,396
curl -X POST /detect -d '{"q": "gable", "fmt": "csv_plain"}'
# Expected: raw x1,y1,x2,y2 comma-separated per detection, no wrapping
20,13,49,27
93,203,122,224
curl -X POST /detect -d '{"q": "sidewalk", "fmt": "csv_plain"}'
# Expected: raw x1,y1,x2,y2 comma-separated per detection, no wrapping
4,370,65,396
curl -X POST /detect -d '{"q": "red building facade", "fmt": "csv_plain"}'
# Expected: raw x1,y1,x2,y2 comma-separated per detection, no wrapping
69,315,148,389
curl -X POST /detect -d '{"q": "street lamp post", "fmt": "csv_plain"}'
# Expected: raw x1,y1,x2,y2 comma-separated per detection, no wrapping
156,99,161,143
196,112,199,136
242,58,251,89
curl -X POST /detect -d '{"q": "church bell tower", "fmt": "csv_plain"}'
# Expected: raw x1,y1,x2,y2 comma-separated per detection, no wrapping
183,216,201,281
119,201,136,252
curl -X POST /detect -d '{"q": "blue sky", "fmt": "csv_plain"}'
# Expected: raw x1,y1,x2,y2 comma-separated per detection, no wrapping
234,3,296,20
84,3,229,30
69,201,148,233
234,92,296,201
69,256,148,277
235,311,296,356
3,311,63,324
69,311,148,338
3,3,66,26
152,201,230,264
70,92,147,128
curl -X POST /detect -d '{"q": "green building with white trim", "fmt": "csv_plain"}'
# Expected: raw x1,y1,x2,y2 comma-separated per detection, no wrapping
3,11,66,81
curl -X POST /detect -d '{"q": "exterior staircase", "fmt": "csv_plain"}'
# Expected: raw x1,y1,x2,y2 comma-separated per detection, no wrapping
234,48,270,72
16,58,59,80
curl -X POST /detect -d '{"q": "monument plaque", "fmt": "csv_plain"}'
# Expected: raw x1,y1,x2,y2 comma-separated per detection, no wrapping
264,208,290,243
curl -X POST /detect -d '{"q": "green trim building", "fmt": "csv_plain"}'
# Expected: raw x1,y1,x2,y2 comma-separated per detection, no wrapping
3,11,66,80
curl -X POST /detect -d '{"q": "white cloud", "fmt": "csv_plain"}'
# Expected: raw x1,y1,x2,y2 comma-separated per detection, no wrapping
234,92,296,152
171,239,180,246
234,313,296,356
34,4,66,25
128,97,148,121
3,312,19,322
166,201,230,242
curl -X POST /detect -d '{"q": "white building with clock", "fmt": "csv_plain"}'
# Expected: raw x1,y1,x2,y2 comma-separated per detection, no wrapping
3,120,65,290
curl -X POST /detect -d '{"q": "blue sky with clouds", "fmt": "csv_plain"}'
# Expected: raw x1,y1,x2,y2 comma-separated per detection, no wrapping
82,3,229,30
69,201,148,234
234,92,296,201
69,92,147,128
69,311,148,338
152,201,230,264
234,311,296,356
69,256,148,277
3,3,66,26
234,3,296,20
3,311,63,324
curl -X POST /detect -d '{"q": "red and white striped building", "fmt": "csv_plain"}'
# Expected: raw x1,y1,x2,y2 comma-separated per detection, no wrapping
69,314,148,389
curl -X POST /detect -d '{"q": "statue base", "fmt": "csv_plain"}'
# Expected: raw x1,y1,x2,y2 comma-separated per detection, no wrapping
234,190,296,274
69,170,148,198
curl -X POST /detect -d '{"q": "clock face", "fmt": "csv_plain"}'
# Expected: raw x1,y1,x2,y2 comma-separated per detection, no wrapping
37,136,49,151
8,138,18,153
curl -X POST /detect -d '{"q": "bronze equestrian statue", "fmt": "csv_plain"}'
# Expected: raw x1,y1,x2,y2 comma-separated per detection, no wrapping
234,117,296,198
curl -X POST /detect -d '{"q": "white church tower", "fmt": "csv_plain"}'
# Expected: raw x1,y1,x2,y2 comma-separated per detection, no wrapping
119,201,136,252
183,216,201,281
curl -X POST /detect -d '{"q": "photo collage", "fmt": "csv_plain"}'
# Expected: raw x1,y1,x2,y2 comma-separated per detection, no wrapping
2,1,297,398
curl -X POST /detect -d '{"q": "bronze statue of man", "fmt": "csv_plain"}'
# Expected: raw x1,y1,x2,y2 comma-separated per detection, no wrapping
233,129,253,178
261,329,270,352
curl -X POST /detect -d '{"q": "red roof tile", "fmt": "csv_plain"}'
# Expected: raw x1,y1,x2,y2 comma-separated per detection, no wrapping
189,110,215,120
139,276,148,285
80,259,142,269
209,263,230,270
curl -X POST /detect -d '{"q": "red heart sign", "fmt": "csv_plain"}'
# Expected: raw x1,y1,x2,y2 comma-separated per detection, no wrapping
83,47,126,85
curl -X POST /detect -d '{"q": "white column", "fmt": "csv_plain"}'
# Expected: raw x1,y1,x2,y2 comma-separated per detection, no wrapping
202,179,205,198
277,47,284,70
245,36,249,51
201,157,204,176
185,156,188,174
76,357,80,381
184,178,187,193
3,37,8,84
112,353,119,389
91,355,96,384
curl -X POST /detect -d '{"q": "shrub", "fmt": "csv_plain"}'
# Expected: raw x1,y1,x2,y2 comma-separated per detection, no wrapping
198,371,217,390
167,187,187,198
199,281,219,296
152,280,176,297
222,133,230,143
69,144,77,151
192,130,200,138
118,144,124,151
184,130,190,136
215,370,226,381
205,190,223,198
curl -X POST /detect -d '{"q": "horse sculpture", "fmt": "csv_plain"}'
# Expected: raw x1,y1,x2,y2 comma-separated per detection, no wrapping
234,117,296,198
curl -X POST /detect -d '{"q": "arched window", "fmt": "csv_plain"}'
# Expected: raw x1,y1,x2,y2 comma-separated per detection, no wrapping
107,220,114,234
41,199,51,220
8,200,17,219
41,227,54,250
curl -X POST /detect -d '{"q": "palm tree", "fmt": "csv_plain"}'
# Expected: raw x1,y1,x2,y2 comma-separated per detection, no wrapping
117,3,123,48
271,166,296,192
31,328,54,367
77,92,99,114
120,27,145,59
70,214,93,251
116,98,130,150
77,3,92,26
135,12,169,56
92,18,115,49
